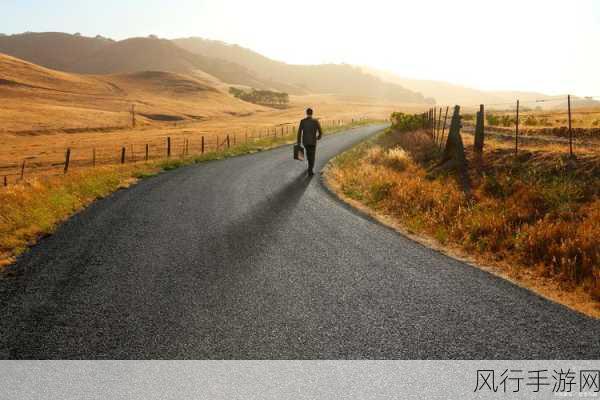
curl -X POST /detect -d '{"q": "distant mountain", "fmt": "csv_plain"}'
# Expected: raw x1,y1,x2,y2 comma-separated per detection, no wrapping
0,53,262,132
0,32,112,72
360,66,582,109
0,33,267,89
173,37,431,103
0,32,430,104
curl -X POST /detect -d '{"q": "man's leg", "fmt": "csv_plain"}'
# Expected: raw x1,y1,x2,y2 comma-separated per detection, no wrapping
305,145,316,174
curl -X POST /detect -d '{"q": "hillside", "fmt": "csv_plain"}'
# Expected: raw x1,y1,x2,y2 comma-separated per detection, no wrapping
0,32,112,72
70,37,269,89
362,66,600,110
0,33,268,89
174,37,431,103
1,32,430,104
0,53,262,133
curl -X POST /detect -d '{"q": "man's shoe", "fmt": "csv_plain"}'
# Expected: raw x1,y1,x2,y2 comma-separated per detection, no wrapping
308,170,315,176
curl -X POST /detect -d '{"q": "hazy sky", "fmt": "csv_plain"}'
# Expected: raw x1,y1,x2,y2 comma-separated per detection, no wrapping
2,0,599,96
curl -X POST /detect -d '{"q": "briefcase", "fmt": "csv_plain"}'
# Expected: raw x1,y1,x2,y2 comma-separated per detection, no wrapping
294,144,305,161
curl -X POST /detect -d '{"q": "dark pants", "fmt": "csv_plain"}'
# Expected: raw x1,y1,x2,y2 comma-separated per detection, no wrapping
305,145,316,172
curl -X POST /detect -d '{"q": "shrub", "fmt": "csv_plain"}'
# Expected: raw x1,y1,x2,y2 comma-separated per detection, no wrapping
229,87,289,107
384,148,411,171
501,115,514,127
390,112,424,132
486,114,500,126
327,126,600,305
524,115,538,126
364,146,384,164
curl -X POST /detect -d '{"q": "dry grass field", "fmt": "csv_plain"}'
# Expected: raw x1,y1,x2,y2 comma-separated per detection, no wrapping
0,117,380,267
461,106,600,142
0,54,413,181
326,125,600,317
0,51,414,267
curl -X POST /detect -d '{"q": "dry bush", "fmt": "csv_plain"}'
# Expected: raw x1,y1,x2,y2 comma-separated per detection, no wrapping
329,127,600,300
364,145,411,171
0,166,146,265
384,148,411,171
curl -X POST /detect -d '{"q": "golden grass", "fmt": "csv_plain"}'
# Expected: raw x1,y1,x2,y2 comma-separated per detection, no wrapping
0,93,402,180
0,54,411,180
326,128,600,317
0,165,147,266
0,119,377,267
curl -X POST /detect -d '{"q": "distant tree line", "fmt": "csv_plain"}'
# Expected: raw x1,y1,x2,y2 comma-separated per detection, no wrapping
229,87,289,108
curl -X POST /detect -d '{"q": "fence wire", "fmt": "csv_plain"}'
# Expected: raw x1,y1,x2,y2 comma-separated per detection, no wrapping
1,117,373,188
424,95,600,156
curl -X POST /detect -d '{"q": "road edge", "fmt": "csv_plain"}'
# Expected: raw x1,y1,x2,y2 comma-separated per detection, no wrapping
320,133,600,320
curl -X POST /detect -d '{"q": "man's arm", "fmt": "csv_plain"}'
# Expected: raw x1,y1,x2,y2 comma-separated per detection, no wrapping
297,120,303,144
316,120,323,140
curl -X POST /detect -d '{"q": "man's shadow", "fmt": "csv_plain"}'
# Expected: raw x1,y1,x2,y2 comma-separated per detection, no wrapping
203,171,314,267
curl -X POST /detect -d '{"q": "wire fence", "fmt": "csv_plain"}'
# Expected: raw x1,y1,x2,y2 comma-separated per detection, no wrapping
1,116,376,188
423,95,600,157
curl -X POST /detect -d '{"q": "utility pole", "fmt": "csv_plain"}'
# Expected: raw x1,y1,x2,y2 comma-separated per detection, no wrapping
515,100,520,155
568,94,573,158
131,104,136,128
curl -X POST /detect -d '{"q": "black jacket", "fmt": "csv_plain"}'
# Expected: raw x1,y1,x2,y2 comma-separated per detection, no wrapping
297,117,323,146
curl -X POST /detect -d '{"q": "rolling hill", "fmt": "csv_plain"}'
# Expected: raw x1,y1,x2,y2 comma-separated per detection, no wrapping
361,66,600,109
174,37,431,103
0,32,429,104
0,33,267,90
0,53,262,133
0,32,112,72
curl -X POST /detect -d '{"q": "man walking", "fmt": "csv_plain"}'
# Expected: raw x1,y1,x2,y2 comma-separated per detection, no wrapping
297,108,323,176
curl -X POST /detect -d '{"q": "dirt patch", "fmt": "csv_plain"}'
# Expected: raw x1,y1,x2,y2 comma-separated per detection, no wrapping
139,113,185,122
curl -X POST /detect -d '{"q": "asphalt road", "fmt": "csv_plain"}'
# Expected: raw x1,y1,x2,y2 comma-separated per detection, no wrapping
1,124,599,359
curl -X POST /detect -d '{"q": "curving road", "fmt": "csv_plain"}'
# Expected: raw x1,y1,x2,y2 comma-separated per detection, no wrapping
1,124,599,359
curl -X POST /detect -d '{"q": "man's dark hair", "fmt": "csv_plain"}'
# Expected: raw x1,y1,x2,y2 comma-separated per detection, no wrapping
306,108,313,116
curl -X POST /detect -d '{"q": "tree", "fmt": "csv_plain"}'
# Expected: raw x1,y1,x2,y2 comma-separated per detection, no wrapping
228,87,289,108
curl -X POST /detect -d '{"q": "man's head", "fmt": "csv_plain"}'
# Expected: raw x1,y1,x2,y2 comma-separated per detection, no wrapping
306,108,313,117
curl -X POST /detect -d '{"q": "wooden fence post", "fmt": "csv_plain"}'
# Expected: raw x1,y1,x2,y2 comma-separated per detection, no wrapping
440,106,449,149
568,94,573,157
201,136,205,154
433,105,471,195
436,107,443,142
429,109,433,128
20,160,26,180
145,144,149,162
433,108,437,138
131,104,136,128
226,134,230,149
64,148,71,174
515,99,520,156
92,148,96,167
3,176,7,187
474,104,485,155
167,137,171,158
121,147,126,164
